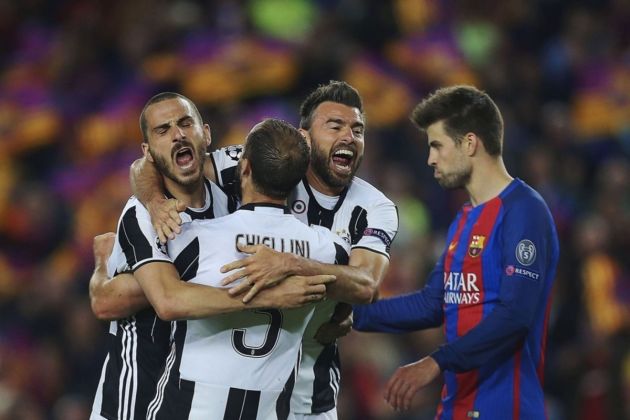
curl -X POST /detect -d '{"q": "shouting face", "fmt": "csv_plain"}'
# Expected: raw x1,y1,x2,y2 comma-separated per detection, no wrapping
305,101,365,193
142,97,209,188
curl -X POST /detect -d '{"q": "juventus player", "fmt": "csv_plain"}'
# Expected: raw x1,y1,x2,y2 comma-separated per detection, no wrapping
131,81,399,419
89,94,330,420
150,118,348,419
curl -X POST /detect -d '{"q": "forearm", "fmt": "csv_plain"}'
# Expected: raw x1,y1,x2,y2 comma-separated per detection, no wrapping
130,157,165,206
154,282,259,321
287,255,376,304
89,270,150,320
353,289,443,333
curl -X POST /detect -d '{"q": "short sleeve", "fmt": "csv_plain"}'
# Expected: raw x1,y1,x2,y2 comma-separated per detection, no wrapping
352,199,399,258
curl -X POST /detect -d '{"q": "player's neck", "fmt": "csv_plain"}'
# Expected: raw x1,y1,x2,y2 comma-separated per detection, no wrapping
164,178,206,208
240,188,287,207
466,157,513,207
306,168,344,197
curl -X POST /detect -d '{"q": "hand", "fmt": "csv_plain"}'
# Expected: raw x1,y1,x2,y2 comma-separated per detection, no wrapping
93,232,116,268
147,196,186,243
221,244,294,303
314,303,353,345
254,275,336,309
384,356,441,411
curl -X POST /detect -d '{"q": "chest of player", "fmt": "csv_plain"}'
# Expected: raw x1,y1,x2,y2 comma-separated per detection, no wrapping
442,205,505,307
288,186,367,248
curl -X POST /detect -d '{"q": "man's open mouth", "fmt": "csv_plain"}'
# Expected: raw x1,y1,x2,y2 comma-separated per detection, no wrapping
174,146,194,169
331,148,354,172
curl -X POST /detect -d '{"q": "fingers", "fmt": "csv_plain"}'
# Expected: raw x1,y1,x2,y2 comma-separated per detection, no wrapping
227,278,250,296
307,275,336,286
235,243,261,254
242,282,262,303
175,199,187,212
222,268,248,285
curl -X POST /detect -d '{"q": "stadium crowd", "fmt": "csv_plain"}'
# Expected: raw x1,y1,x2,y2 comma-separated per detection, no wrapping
0,0,628,419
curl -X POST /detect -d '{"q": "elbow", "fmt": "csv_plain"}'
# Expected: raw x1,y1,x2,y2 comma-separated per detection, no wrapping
91,297,119,321
152,296,182,321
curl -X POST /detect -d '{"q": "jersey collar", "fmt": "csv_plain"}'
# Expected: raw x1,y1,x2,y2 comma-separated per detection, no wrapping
239,202,291,214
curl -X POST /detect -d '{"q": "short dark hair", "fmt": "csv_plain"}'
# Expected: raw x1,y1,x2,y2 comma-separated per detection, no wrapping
139,92,203,142
411,85,504,156
299,80,364,129
243,118,310,200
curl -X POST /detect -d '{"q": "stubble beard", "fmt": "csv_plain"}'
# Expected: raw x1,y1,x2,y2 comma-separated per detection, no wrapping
150,146,205,189
437,166,472,190
310,142,363,190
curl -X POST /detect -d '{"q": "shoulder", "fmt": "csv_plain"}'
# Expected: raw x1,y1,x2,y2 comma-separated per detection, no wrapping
501,179,554,226
347,177,395,206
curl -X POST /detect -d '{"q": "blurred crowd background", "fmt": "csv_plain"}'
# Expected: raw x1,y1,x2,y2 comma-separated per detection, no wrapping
1,0,629,419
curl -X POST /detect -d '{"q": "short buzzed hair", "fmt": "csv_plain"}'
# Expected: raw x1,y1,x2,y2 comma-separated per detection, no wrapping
411,85,504,156
299,81,364,130
139,92,203,142
243,118,310,200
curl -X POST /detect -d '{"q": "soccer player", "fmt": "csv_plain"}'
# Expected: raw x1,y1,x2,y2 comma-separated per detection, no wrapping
352,85,560,419
89,93,330,420
133,81,399,419
150,118,349,419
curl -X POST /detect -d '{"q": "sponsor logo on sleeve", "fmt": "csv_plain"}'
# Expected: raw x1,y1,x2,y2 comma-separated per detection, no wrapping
468,235,486,257
505,264,540,280
516,239,536,266
363,227,392,250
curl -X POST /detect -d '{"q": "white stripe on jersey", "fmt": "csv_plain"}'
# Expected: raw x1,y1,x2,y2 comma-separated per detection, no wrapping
147,337,178,420
118,318,138,420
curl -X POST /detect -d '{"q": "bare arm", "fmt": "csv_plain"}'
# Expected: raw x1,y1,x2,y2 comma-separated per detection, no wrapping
129,156,217,243
134,261,335,321
221,245,389,304
89,233,150,320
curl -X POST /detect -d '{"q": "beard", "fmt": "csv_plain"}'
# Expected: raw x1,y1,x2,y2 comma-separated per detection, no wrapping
310,142,363,190
436,165,472,189
149,142,205,188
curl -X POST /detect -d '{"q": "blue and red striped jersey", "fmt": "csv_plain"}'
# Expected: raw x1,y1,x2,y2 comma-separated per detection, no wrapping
354,178,559,420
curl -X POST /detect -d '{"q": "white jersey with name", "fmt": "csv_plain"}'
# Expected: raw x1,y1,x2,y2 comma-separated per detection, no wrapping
150,203,350,420
211,146,399,414
90,179,228,420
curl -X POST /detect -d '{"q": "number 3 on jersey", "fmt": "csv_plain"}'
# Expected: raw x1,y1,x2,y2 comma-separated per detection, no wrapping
232,309,283,357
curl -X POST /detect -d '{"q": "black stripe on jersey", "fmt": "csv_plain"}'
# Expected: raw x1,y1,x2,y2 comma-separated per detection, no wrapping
349,206,368,245
275,366,296,420
173,238,200,281
223,388,261,420
334,243,350,265
119,206,153,267
311,342,340,413
303,179,349,229
164,178,217,220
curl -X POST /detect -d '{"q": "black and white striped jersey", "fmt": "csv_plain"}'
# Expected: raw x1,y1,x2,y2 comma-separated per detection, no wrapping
90,179,228,420
211,146,399,414
149,203,350,420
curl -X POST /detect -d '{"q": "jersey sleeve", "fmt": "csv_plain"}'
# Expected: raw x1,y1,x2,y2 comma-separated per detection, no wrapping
353,257,445,333
314,226,351,266
210,145,242,190
431,196,558,372
115,202,173,272
351,198,398,258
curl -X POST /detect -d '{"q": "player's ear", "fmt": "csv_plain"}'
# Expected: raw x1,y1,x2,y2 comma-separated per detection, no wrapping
203,124,211,147
240,157,251,177
299,128,311,148
142,142,154,162
465,132,479,156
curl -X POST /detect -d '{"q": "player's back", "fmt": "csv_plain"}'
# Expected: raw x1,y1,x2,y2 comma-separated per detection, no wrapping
155,203,349,420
